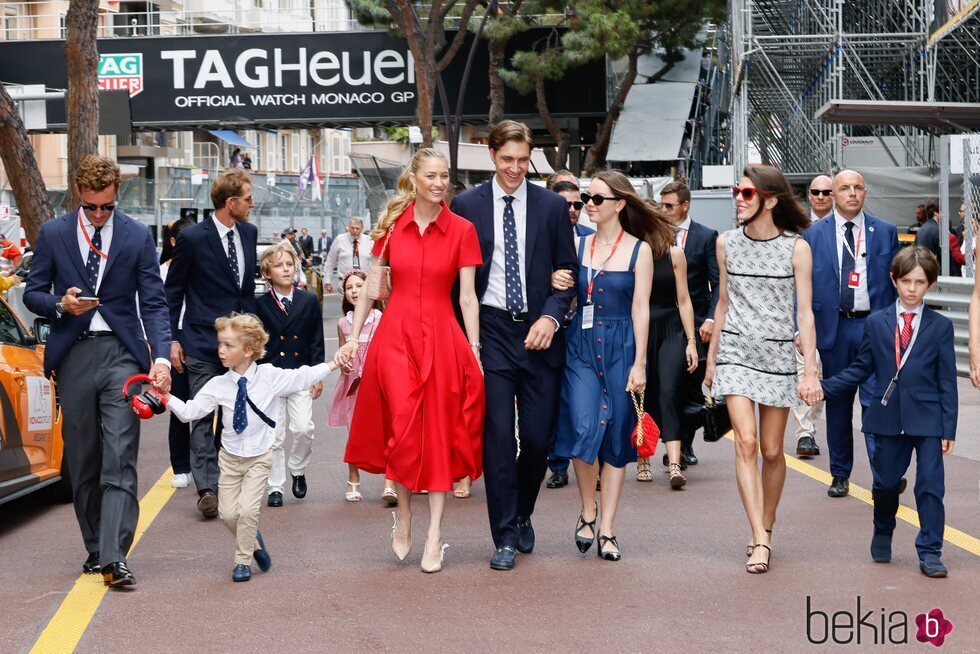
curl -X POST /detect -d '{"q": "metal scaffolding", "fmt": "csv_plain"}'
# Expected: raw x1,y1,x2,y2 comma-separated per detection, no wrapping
726,0,980,179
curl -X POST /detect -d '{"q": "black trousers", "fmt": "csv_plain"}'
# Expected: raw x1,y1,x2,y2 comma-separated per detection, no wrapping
481,312,562,549
167,368,191,474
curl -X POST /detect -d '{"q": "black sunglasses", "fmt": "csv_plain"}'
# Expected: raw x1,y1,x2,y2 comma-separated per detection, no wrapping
662,202,680,210
567,201,584,210
809,188,832,197
581,192,621,206
80,203,116,213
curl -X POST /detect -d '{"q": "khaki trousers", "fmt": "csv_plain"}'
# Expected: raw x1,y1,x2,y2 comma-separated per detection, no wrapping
218,448,273,565
792,346,824,439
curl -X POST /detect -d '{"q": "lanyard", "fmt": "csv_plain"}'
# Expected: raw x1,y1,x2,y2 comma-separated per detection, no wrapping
269,289,293,315
841,223,862,260
586,230,625,303
79,214,108,259
677,227,688,248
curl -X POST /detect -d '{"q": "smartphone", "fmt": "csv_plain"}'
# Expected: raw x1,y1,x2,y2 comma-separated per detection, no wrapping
77,296,99,302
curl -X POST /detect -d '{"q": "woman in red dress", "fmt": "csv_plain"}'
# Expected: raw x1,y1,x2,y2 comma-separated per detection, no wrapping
336,148,485,573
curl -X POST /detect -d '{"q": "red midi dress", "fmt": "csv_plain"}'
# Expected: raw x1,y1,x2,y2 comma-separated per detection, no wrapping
344,202,485,492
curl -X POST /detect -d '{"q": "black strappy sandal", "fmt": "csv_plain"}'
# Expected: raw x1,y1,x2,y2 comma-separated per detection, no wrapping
597,535,622,561
746,543,771,574
575,504,598,553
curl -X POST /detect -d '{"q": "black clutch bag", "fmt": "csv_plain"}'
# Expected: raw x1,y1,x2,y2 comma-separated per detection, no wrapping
701,394,732,442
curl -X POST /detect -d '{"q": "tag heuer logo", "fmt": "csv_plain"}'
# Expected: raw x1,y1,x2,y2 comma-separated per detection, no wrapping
98,53,143,97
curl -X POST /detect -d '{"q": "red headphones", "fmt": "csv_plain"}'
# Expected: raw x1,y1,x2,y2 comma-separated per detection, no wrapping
122,374,167,419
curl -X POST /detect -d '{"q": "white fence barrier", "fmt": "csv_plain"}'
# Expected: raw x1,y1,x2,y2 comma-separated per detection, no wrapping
925,276,974,377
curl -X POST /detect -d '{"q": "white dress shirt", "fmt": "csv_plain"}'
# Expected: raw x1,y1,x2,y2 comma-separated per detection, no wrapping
811,209,831,222
168,361,333,457
78,209,113,332
895,301,923,361
484,176,529,312
323,232,374,283
674,215,692,247
834,209,870,311
212,216,245,287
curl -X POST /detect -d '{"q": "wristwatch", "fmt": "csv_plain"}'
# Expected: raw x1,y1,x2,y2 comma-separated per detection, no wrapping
55,301,65,315
470,341,482,350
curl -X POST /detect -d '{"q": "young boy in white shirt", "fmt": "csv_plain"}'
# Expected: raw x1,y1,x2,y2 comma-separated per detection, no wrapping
167,313,337,582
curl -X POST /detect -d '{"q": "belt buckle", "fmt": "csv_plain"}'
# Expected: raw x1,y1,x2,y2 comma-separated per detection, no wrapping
510,312,525,322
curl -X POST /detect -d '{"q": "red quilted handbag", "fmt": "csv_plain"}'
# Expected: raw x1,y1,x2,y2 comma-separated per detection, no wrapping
630,391,660,458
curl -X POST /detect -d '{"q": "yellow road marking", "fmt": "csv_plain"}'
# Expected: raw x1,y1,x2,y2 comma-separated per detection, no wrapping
724,432,980,556
30,468,176,654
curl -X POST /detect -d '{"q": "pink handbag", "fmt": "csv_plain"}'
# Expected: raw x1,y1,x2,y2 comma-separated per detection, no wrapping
365,226,393,301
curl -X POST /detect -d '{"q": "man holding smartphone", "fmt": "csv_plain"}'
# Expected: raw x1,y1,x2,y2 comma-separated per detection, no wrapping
25,156,172,588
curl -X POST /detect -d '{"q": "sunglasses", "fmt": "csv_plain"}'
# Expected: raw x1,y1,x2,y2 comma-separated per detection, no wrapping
661,202,682,210
731,186,769,201
567,201,584,210
809,188,832,197
581,192,621,206
80,203,116,213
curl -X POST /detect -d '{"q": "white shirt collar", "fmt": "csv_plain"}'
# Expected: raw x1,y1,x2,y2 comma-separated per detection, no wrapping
229,361,258,383
492,175,527,204
274,287,293,303
79,208,114,231
676,216,692,232
212,215,237,238
834,209,865,231
896,301,924,319
811,209,831,222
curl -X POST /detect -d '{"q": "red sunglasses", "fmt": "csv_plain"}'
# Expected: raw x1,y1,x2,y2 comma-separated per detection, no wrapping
731,185,769,201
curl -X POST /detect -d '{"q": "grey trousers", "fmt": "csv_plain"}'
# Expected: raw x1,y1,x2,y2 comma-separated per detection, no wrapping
59,335,141,565
185,354,224,494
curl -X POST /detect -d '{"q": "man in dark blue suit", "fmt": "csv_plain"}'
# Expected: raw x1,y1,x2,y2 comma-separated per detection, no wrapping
803,170,899,497
821,247,957,576
452,121,578,570
166,170,258,518
660,181,719,468
25,156,172,587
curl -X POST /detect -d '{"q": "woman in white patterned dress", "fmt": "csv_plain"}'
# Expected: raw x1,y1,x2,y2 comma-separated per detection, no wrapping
704,165,822,574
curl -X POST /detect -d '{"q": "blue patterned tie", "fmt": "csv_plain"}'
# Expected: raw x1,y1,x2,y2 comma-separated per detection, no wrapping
502,195,524,314
227,230,240,287
281,296,291,315
86,226,103,291
840,222,856,312
233,377,248,434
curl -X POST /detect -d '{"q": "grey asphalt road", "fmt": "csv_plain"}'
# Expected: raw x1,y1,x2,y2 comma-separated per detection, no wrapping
1,307,977,653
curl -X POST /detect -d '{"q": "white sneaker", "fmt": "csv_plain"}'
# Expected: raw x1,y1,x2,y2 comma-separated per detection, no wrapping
171,473,190,488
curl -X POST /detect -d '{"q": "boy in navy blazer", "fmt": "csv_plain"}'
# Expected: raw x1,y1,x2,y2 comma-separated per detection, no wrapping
820,248,957,577
255,243,325,507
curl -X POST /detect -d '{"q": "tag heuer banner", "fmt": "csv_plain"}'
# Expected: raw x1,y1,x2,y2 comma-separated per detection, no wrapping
0,29,606,130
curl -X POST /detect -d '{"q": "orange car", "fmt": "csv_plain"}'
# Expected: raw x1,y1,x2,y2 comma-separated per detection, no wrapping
0,295,67,505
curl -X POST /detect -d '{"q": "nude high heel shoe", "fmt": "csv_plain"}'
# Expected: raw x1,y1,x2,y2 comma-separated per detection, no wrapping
391,511,411,561
421,541,449,573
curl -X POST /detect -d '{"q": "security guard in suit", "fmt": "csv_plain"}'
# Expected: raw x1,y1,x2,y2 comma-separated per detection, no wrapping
255,243,326,506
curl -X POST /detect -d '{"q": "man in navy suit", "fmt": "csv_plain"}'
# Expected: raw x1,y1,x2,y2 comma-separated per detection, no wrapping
166,170,258,518
25,156,172,587
803,170,899,497
660,181,718,468
452,121,578,570
821,247,957,576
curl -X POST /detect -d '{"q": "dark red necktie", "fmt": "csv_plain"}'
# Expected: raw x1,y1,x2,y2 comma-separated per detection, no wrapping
352,238,359,262
900,312,914,350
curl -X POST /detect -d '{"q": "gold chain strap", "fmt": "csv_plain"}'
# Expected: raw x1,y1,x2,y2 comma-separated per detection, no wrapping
630,390,645,446
378,225,394,263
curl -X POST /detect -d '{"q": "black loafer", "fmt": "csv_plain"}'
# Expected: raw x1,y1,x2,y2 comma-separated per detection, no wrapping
253,531,272,572
291,475,307,499
102,561,135,587
681,446,699,466
490,546,517,570
267,491,283,508
516,516,535,553
546,470,569,489
232,564,252,582
827,476,849,498
83,551,101,574
796,435,820,458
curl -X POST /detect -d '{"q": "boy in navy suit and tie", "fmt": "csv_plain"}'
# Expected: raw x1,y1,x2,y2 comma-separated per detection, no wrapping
820,247,957,577
255,243,326,507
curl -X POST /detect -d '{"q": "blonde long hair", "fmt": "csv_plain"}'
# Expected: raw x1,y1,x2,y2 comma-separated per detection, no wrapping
371,148,448,240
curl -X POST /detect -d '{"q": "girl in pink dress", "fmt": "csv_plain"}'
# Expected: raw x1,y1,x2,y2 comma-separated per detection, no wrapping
328,271,395,504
